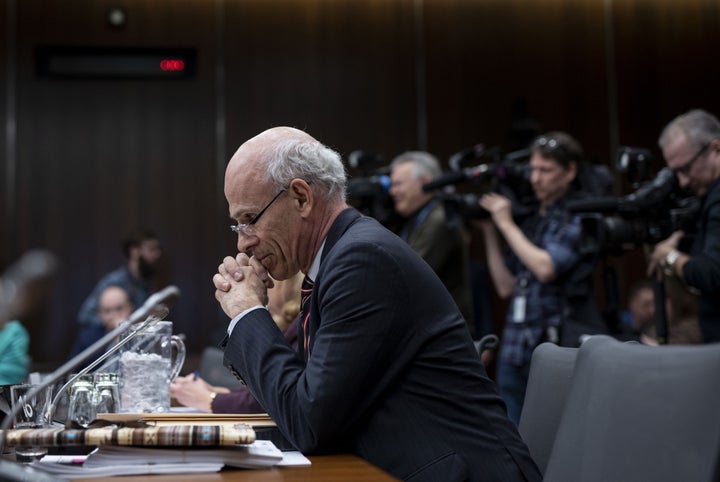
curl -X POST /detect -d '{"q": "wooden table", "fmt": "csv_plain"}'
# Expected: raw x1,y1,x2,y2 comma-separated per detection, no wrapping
72,454,399,481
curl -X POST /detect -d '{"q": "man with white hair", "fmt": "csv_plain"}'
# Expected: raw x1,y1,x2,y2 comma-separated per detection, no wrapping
213,126,541,482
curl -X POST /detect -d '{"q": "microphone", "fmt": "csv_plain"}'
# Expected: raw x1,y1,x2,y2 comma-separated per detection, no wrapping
422,164,492,192
0,285,181,455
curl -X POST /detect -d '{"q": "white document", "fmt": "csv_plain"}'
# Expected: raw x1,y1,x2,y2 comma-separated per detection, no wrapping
29,440,310,478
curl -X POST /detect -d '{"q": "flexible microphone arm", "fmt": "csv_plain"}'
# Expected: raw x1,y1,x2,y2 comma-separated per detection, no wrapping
0,285,180,454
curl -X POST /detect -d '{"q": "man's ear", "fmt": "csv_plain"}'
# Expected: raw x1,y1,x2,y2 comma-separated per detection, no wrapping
288,178,314,217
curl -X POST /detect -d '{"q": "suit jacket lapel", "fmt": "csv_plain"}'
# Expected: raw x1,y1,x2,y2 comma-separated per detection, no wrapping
302,207,362,358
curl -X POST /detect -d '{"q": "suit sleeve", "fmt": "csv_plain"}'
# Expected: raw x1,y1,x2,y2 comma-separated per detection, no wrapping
223,241,414,453
684,197,720,293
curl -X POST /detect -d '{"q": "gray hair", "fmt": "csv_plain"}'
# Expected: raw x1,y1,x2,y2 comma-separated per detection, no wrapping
390,151,442,179
659,109,720,151
262,138,347,201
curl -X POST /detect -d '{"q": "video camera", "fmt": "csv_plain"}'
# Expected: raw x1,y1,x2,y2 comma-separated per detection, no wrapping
567,147,701,255
421,144,538,222
345,150,399,228
422,143,614,224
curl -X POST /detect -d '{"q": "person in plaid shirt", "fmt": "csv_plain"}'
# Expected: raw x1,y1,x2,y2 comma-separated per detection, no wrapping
477,131,607,424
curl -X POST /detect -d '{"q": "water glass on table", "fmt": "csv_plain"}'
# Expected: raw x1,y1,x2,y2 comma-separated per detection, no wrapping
9,383,53,462
67,374,96,427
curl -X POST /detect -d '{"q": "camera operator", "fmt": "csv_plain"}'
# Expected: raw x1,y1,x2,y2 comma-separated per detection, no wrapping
389,151,476,337
475,131,607,424
647,109,720,343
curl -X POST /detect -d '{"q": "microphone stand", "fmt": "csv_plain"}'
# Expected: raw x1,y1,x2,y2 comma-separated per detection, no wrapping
0,285,181,457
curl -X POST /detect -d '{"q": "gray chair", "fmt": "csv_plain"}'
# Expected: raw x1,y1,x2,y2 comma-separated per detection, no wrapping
544,335,720,482
517,342,579,475
197,346,244,388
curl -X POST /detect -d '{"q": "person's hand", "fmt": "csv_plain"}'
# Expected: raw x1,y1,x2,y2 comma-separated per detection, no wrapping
646,231,684,278
479,193,513,227
213,253,274,292
170,374,229,413
213,254,270,318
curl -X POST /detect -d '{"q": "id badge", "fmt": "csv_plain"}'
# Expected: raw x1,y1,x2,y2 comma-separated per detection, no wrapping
512,295,526,323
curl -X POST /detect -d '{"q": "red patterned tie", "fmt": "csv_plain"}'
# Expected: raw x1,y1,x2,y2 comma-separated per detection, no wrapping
300,276,314,359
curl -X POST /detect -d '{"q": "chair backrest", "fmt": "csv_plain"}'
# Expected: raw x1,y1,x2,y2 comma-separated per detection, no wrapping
517,342,579,475
544,335,720,482
198,346,244,388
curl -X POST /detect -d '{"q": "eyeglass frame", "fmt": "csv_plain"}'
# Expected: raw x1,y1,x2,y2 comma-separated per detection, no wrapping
672,142,710,176
230,188,287,237
532,135,578,166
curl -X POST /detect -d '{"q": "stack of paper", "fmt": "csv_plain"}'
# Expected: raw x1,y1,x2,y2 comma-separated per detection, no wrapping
30,440,287,478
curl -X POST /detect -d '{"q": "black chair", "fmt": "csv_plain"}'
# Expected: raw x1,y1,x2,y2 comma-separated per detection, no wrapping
544,335,720,482
517,342,578,475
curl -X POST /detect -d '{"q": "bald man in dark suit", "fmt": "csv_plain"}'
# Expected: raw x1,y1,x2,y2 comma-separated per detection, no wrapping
214,126,541,482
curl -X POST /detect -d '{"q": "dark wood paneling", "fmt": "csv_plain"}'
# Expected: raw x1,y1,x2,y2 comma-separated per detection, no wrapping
423,0,611,164
12,0,225,364
5,0,720,367
1,0,11,268
224,0,418,164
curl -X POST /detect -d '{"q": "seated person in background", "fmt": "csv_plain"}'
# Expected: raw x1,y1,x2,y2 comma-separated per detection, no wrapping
389,151,476,337
641,276,702,346
0,250,58,385
476,131,607,425
69,228,163,358
621,279,656,341
171,273,302,413
0,319,29,385
71,285,135,356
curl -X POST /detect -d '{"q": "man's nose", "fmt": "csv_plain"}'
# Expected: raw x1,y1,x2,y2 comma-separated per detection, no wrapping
236,233,258,254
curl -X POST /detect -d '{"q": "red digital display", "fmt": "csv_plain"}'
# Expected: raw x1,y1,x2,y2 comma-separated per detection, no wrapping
36,47,196,79
160,59,185,71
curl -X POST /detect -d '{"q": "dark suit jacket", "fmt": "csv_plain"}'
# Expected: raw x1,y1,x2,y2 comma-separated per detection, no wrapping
213,316,298,414
404,199,475,334
683,177,720,342
223,208,540,482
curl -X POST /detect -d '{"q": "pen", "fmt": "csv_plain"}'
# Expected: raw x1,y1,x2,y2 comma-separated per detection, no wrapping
193,370,199,381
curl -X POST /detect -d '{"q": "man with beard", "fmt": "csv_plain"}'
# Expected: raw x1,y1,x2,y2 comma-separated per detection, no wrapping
68,228,163,358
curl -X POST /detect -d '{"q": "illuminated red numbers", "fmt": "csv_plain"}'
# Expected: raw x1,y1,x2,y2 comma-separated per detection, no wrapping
159,59,185,71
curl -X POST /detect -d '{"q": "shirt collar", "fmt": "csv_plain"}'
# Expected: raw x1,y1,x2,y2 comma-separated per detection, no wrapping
306,239,325,282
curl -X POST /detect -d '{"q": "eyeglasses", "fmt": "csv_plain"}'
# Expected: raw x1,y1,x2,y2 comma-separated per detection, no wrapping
672,143,709,176
533,136,572,161
230,188,287,237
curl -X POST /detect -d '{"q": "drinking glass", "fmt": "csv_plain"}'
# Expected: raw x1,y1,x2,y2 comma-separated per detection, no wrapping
67,374,96,427
93,372,119,415
10,384,53,462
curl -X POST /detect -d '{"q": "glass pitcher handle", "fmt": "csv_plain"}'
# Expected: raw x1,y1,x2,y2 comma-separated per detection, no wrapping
169,335,186,381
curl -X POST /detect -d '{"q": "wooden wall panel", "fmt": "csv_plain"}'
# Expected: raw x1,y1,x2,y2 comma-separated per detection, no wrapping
223,0,418,166
11,0,224,364
4,0,720,366
423,0,611,163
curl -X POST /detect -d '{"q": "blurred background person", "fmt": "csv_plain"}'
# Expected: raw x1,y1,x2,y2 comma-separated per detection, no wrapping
67,285,135,371
171,273,302,413
621,279,656,341
389,151,476,337
0,250,58,385
647,109,720,343
0,319,30,385
78,228,162,325
476,131,607,424
69,228,163,358
641,276,702,346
